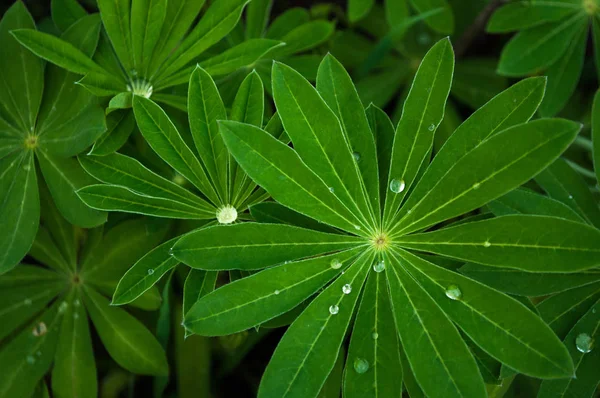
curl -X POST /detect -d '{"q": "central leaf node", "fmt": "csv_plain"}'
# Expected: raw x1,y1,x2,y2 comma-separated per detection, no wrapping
371,233,390,251
216,205,238,224
583,0,599,14
24,134,38,149
127,79,153,98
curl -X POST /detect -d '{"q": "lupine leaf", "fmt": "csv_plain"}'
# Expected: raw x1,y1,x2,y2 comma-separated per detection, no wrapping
487,2,579,33
97,0,134,71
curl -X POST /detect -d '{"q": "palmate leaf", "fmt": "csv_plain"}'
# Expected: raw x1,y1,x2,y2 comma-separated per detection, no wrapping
171,39,598,398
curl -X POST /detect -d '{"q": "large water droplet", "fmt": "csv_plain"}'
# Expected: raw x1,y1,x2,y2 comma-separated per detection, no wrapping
274,290,280,295
353,152,361,162
445,285,462,301
483,241,491,248
576,333,594,353
373,260,385,273
329,305,339,315
354,358,369,374
147,268,155,275
32,322,47,337
328,187,335,193
390,179,405,194
428,124,435,132
330,259,342,270
216,205,238,224
342,284,352,294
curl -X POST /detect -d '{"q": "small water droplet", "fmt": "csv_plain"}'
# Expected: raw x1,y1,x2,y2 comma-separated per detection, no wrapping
23,164,31,171
329,305,339,315
168,247,175,256
274,290,280,295
74,299,81,307
568,195,574,199
353,152,361,162
130,69,138,77
472,182,481,190
354,225,361,230
576,333,594,353
483,241,491,248
390,179,405,194
330,259,342,270
24,298,32,306
354,358,369,373
342,284,352,294
147,268,155,275
328,187,335,193
32,322,47,337
58,302,68,314
372,331,379,340
73,312,80,320
373,260,385,273
445,285,462,301
593,308,597,314
428,124,435,132
26,355,35,365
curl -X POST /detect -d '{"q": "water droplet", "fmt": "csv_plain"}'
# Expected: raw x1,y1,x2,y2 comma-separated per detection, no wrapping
23,164,30,171
73,312,80,320
32,322,47,337
568,195,574,199
483,241,491,248
353,152,361,162
58,302,68,314
342,284,352,294
26,355,35,365
24,298,32,306
168,247,175,256
354,225,361,230
274,290,280,295
216,205,238,224
74,299,81,307
130,69,138,77
576,333,594,353
445,284,462,301
428,124,435,132
329,305,339,315
330,259,342,270
328,187,335,193
472,182,481,190
147,268,155,275
593,308,597,314
372,331,379,340
390,179,405,194
373,260,385,273
353,358,369,373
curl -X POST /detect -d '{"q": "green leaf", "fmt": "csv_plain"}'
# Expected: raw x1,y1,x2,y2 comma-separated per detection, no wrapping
343,267,403,398
538,23,587,117
218,120,365,233
79,152,213,210
317,54,380,219
29,226,70,272
487,188,584,223
11,28,107,75
397,215,600,272
0,152,39,274
594,89,600,183
183,269,218,316
245,0,273,38
258,252,372,398
391,119,581,235
349,0,375,22
487,1,579,33
199,39,285,77
88,110,136,156
173,223,364,270
184,248,361,336
132,96,221,205
131,0,167,72
366,104,395,213
52,294,97,398
83,286,168,375
398,250,575,378
37,150,107,228
410,0,454,34
383,38,454,225
536,158,600,228
497,13,587,76
0,1,44,132
76,72,124,97
268,21,334,59
187,66,228,203
112,237,179,305
77,184,214,219
0,304,61,398
385,250,486,398
452,58,508,110
51,0,87,32
249,202,338,233
265,8,308,39
97,0,134,71
272,61,376,232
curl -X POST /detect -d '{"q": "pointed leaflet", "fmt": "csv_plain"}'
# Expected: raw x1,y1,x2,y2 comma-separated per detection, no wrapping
112,237,180,305
0,2,43,132
258,252,373,398
410,0,454,34
199,39,285,77
537,299,600,397
184,248,362,336
51,0,87,32
0,152,39,274
83,286,168,375
383,38,454,226
29,226,70,272
245,0,272,38
394,76,546,227
349,0,375,22
172,223,364,270
187,66,228,203
131,0,166,72
487,2,579,33
97,0,134,71
218,120,365,234
259,20,334,59
366,104,394,214
398,250,575,378
132,96,220,205
497,12,587,76
343,269,403,398
317,54,380,221
385,251,486,398
397,215,600,272
272,61,375,232
88,110,136,156
183,269,218,316
52,294,97,398
265,8,309,39
250,202,338,233
391,119,581,235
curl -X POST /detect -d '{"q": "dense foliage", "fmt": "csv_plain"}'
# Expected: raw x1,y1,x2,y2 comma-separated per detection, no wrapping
1,0,599,397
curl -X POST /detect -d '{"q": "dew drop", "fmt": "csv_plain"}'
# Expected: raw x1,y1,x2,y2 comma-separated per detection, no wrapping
216,205,238,224
568,195,574,199
372,331,379,340
353,358,369,374
576,333,594,353
73,312,80,320
32,322,47,337
330,259,343,270
26,355,35,365
168,247,175,256
373,260,385,273
354,225,361,230
390,179,405,194
58,302,68,314
329,305,339,315
445,284,462,301
274,290,280,295
483,241,491,248
328,187,335,193
23,164,31,171
472,182,481,190
24,298,32,306
342,284,352,294
147,268,155,275
353,152,361,162
74,299,81,307
428,124,435,132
